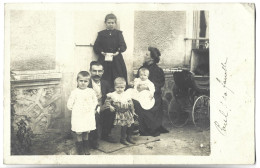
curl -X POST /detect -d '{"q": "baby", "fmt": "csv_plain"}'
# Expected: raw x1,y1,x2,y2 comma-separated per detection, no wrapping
131,68,155,110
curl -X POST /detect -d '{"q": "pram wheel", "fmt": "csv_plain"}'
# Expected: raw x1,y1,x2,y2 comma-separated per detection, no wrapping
192,95,210,130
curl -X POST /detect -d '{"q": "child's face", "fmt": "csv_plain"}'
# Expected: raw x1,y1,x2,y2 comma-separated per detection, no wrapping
115,83,126,94
140,71,149,81
105,19,116,30
77,75,90,90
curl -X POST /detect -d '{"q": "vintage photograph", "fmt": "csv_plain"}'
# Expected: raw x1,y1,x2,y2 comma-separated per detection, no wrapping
9,8,210,156
3,3,254,165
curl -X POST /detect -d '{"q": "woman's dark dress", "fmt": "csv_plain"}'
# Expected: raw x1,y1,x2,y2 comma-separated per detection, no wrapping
93,29,127,87
134,63,165,135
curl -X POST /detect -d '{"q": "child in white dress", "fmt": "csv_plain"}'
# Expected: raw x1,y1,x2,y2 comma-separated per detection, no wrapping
131,68,155,110
105,77,136,145
67,71,98,155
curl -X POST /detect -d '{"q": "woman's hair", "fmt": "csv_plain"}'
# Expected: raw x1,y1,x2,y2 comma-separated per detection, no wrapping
77,71,90,81
148,47,161,63
114,77,126,86
105,13,117,23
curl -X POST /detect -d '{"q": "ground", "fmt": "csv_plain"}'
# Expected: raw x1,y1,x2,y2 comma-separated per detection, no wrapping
27,117,210,156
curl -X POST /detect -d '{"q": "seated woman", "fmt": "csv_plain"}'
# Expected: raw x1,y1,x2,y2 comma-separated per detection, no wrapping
133,47,169,137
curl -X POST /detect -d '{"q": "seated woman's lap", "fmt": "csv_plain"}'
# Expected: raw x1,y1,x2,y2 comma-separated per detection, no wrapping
133,98,163,134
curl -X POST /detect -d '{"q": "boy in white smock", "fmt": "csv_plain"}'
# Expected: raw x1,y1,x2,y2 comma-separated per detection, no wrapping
67,71,99,155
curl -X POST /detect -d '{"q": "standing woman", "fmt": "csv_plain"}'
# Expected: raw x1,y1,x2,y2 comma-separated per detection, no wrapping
134,47,169,137
93,13,128,88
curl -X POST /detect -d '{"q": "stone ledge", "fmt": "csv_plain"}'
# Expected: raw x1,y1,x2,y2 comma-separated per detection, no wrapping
11,72,62,81
11,71,62,88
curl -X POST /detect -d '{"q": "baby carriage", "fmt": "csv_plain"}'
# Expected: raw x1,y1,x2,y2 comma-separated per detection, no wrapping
168,38,210,130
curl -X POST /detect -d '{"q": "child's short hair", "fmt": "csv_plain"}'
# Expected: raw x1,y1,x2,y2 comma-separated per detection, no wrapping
77,71,90,81
139,68,150,76
114,77,126,86
105,13,117,23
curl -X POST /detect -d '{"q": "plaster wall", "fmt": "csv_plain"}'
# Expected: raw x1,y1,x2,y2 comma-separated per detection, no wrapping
10,10,56,71
133,11,187,69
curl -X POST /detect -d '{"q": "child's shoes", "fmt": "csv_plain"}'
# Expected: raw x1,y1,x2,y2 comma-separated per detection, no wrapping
126,137,136,144
120,139,129,145
75,141,84,155
83,140,90,155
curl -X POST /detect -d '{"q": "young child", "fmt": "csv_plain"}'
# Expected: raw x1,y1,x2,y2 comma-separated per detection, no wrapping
131,67,155,110
93,13,128,88
67,71,99,155
105,77,136,145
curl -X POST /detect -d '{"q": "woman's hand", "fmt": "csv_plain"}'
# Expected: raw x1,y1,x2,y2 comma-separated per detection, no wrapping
101,52,106,57
137,84,149,92
149,93,154,100
95,105,100,114
113,51,119,57
109,105,115,112
128,81,134,88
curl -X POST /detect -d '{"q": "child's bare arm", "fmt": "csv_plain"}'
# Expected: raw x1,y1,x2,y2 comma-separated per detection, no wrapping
67,91,75,110
92,91,99,113
104,95,115,112
129,99,137,116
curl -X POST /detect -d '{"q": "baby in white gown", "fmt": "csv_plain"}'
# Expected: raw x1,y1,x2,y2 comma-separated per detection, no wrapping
130,68,155,110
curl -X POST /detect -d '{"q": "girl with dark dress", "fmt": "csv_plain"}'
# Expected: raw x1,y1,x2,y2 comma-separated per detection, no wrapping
93,13,128,88
134,47,169,137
